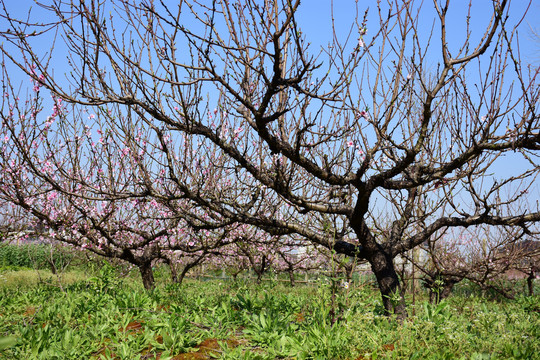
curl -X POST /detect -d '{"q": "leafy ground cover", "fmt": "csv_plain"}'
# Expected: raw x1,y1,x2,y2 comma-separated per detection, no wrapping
0,244,76,271
0,264,538,359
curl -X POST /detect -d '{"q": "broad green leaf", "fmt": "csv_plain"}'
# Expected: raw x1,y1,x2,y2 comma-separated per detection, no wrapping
0,336,18,350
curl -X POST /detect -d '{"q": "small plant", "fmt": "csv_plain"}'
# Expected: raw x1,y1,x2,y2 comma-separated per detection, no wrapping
87,262,121,295
1,267,539,359
422,300,452,324
517,295,540,313
0,336,18,351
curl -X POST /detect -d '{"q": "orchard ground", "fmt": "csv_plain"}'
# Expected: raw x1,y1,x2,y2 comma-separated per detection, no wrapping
0,245,539,359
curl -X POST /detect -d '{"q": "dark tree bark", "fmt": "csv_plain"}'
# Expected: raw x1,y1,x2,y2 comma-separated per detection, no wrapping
527,272,534,296
422,273,463,304
255,255,267,284
288,269,295,286
169,260,179,283
370,251,407,317
138,261,155,291
177,266,190,285
334,240,407,317
525,265,538,296
120,247,159,290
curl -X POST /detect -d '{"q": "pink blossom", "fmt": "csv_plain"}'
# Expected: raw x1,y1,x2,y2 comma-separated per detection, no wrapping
357,110,369,120
358,38,365,48
233,127,244,139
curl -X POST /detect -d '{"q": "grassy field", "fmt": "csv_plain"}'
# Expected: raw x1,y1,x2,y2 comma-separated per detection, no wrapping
0,262,539,360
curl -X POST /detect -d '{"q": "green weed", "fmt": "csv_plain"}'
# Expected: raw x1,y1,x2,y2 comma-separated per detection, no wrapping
0,267,538,359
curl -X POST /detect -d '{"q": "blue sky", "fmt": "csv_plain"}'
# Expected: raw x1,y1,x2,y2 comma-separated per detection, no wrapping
296,1,538,64
2,1,537,92
2,0,538,196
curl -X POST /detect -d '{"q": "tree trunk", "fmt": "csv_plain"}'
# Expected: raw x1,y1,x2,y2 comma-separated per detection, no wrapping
165,258,178,283
527,272,534,296
429,289,438,304
49,260,57,275
440,281,456,301
288,269,295,286
256,270,263,284
254,255,267,284
369,250,407,318
139,262,155,290
345,264,353,283
170,263,178,283
424,274,461,304
333,239,407,318
177,265,192,285
429,281,456,304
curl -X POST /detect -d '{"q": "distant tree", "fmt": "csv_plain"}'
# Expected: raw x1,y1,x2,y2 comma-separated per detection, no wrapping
273,241,329,286
496,238,540,296
1,0,539,317
161,248,209,285
0,202,28,243
417,225,540,302
0,91,238,289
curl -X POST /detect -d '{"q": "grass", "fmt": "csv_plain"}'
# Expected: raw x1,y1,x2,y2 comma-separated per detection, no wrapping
0,269,90,288
0,243,75,271
0,264,538,359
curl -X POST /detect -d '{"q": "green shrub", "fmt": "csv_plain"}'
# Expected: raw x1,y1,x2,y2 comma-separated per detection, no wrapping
0,243,74,271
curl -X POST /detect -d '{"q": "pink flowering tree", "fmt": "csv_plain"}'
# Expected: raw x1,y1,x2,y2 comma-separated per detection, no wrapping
1,0,540,317
272,240,330,286
416,225,540,302
0,63,248,289
201,226,282,282
0,201,30,243
159,227,241,285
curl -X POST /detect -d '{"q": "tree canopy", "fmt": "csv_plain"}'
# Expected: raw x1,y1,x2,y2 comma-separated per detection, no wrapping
1,0,539,317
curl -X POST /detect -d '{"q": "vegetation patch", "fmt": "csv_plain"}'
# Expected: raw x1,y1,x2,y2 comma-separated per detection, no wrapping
0,266,538,359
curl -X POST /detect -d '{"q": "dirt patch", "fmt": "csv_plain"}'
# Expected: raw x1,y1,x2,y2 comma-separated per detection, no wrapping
119,320,144,334
23,306,36,316
294,312,305,322
172,338,241,359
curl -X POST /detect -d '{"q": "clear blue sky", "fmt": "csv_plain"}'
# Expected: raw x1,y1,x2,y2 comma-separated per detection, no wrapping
2,0,538,196
297,1,538,64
